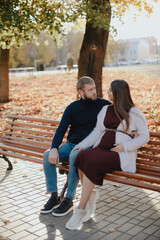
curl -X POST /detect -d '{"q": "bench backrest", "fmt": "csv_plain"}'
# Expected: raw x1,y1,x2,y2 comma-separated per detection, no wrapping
1,115,60,163
137,132,160,178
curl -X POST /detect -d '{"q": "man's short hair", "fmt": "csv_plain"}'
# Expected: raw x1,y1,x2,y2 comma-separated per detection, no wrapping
76,76,94,91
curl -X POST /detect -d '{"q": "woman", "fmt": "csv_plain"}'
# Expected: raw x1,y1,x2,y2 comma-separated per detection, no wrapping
66,80,149,230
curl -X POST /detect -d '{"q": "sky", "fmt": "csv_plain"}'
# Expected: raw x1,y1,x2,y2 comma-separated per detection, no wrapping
111,1,160,44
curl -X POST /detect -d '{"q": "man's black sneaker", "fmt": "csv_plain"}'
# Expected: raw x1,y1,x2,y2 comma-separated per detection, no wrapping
40,195,60,214
52,197,73,216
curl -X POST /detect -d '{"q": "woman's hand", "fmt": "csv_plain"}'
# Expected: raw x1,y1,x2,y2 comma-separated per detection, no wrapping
131,130,139,138
72,145,82,152
111,142,124,152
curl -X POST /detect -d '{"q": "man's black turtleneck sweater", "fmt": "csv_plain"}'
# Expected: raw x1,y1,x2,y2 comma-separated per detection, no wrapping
51,98,111,149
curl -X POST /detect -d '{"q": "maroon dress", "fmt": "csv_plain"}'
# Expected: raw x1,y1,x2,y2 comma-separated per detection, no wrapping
74,105,121,186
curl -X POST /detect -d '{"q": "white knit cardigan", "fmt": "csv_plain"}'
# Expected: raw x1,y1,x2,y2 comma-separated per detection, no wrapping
77,105,150,173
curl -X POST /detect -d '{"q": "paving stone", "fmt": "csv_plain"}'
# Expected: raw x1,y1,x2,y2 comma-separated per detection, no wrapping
114,216,131,225
100,230,122,240
140,209,155,218
138,218,157,227
115,233,133,240
85,230,107,240
22,234,38,240
0,229,15,238
126,209,142,218
104,213,122,223
116,222,135,233
27,223,47,233
127,225,145,235
146,236,160,240
12,223,32,233
130,232,149,240
143,224,160,235
9,230,30,240
4,220,25,230
154,218,160,226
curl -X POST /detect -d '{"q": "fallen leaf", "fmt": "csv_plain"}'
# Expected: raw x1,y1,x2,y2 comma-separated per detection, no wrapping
111,197,116,200
109,228,116,232
84,228,92,233
2,219,10,224
23,174,27,177
130,203,135,206
113,184,119,187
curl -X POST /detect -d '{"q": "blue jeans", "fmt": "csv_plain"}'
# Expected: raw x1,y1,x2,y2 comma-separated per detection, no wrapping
43,142,80,200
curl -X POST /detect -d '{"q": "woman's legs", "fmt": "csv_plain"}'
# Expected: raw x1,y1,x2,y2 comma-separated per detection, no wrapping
78,168,83,184
77,169,95,210
65,168,98,230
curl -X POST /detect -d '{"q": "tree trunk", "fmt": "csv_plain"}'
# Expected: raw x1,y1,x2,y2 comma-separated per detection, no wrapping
78,1,111,97
0,47,9,102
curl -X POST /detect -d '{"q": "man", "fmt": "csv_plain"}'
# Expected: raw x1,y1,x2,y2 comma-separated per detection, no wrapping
41,76,110,216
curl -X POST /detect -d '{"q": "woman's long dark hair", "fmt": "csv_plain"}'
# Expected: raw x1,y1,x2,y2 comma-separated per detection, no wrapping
111,80,135,132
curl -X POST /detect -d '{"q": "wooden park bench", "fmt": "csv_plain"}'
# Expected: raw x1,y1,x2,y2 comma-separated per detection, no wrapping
9,67,35,76
0,115,160,193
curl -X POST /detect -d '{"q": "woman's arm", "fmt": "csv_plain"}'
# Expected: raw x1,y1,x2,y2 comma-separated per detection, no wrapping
75,106,107,149
123,108,150,152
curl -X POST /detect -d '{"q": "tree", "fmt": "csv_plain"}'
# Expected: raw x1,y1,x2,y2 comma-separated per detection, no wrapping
0,0,73,102
78,0,111,96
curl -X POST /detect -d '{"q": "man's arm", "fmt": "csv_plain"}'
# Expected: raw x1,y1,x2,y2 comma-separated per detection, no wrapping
51,105,71,149
49,105,71,164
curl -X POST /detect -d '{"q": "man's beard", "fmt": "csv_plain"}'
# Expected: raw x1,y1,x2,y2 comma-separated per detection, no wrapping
84,95,97,102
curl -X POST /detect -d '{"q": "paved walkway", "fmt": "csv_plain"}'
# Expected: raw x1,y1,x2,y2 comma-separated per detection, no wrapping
0,158,160,240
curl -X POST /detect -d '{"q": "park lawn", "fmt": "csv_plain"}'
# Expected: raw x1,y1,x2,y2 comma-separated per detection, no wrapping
0,68,159,137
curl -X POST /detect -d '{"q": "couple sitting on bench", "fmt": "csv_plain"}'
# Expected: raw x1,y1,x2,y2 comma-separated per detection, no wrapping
41,76,149,230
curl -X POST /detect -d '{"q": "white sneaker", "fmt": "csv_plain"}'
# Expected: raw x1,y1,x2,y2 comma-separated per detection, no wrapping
65,208,90,230
86,189,100,218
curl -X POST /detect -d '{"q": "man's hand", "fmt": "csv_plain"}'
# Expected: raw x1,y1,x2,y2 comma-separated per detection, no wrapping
111,143,124,152
49,148,59,164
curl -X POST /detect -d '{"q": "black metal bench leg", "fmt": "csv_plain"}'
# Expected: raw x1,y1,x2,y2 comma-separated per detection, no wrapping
0,154,13,170
59,172,68,201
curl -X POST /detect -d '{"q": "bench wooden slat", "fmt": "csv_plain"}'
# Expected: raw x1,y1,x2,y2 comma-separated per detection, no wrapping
4,131,53,142
104,174,160,192
137,169,160,177
6,120,58,131
1,140,48,153
139,146,160,154
149,132,160,138
137,163,160,173
137,159,160,167
137,153,160,161
2,142,46,153
8,115,59,125
0,143,43,157
0,149,43,164
2,135,51,147
111,170,160,184
148,140,160,146
4,126,54,137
